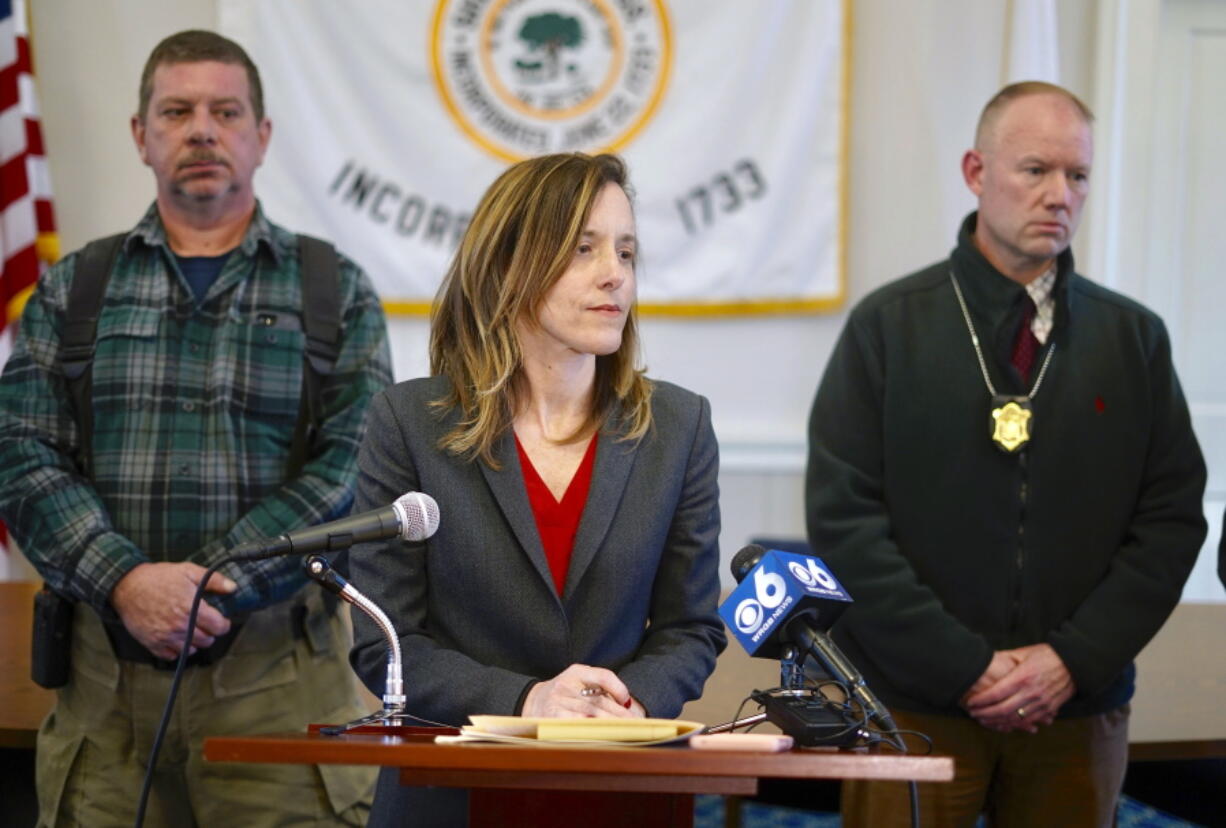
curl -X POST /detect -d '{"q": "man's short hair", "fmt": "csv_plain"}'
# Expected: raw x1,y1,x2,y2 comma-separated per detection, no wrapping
974,81,1093,150
138,30,265,122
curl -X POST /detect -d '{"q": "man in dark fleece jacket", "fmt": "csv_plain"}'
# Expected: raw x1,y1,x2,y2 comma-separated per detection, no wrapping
806,82,1207,827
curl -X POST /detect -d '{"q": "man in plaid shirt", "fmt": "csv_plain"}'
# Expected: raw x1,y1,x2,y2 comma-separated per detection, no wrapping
0,30,391,826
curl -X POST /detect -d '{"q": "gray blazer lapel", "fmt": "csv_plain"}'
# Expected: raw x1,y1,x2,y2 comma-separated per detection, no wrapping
564,422,638,597
477,432,557,596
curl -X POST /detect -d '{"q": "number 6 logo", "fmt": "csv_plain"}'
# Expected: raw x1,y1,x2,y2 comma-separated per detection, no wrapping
734,566,787,634
788,558,838,591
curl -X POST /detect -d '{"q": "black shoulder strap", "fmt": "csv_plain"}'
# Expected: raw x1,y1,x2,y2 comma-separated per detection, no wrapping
298,235,342,375
287,235,342,477
61,233,126,478
60,232,340,480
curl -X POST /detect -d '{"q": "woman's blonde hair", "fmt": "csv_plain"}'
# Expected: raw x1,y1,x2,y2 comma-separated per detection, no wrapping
429,152,653,467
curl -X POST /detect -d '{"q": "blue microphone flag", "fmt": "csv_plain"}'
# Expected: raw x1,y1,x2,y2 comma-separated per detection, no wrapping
718,548,854,659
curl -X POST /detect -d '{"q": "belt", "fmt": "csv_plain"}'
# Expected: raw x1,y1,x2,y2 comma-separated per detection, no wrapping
104,617,247,671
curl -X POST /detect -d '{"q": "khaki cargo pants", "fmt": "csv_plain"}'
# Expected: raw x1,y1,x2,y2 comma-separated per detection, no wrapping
36,590,377,827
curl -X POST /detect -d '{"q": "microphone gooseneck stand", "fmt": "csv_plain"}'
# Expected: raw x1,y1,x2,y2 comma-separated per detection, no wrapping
133,552,431,824
302,555,434,735
132,495,440,827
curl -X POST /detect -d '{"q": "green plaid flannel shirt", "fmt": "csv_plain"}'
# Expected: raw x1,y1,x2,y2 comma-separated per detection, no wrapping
0,203,392,617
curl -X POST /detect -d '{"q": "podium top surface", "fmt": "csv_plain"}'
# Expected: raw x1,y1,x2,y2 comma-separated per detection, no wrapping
203,728,955,784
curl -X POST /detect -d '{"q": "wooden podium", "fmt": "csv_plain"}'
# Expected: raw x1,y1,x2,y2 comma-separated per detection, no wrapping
204,725,953,827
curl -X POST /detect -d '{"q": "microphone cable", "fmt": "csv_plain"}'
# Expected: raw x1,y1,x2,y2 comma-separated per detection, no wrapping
133,555,232,828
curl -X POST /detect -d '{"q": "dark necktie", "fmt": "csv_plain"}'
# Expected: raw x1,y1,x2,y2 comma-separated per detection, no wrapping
1011,296,1040,384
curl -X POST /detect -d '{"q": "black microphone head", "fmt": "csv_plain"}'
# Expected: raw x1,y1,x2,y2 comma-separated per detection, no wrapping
392,492,440,541
730,543,767,583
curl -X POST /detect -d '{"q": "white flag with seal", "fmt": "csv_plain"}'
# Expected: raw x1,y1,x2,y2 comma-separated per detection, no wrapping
220,0,849,315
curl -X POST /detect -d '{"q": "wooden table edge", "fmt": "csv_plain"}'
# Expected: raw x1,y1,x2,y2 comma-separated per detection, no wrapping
203,732,955,784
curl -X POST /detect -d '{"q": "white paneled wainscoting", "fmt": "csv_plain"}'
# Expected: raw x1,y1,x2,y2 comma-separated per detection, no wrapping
718,438,1225,603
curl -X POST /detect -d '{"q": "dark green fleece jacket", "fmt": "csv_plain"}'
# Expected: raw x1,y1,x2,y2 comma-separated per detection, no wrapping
806,213,1207,718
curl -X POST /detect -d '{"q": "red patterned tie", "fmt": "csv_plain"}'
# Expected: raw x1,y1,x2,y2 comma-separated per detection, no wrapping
1011,297,1040,384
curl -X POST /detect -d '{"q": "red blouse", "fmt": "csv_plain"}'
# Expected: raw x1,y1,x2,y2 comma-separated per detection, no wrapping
514,432,599,597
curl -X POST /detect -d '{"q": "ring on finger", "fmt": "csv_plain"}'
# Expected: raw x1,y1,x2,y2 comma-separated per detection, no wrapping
1016,707,1027,719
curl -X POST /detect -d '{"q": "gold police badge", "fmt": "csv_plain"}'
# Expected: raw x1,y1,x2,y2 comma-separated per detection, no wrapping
990,397,1033,453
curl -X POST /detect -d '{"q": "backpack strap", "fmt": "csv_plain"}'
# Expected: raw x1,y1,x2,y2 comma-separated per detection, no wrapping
59,232,340,481
61,233,126,479
287,235,342,478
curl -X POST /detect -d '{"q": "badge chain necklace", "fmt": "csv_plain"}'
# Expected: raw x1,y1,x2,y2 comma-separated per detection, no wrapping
949,270,1055,453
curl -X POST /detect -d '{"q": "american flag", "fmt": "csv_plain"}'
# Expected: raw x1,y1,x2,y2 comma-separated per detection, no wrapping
0,0,58,560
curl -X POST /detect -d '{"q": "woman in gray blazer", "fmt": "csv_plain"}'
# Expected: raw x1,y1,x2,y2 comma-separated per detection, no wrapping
345,153,726,825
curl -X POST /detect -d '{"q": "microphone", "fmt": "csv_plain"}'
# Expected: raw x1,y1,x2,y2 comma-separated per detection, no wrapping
719,544,897,735
721,543,852,660
234,491,440,561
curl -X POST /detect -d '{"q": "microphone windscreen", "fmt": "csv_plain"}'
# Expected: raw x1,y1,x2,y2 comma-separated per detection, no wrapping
730,543,766,583
395,492,440,541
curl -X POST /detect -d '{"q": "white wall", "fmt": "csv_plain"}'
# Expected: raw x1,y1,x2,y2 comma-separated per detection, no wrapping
19,0,1222,600
28,1,1097,432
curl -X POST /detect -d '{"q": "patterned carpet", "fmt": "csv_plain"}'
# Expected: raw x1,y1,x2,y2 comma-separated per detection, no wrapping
692,794,1203,827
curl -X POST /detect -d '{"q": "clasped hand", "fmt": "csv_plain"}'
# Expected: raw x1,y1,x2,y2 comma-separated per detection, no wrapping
522,664,646,718
960,643,1075,733
109,562,237,661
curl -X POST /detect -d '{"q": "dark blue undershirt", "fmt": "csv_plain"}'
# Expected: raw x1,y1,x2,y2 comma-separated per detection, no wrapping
175,251,233,303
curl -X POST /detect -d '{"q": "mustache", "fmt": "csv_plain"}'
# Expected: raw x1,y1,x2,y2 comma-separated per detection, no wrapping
178,151,227,169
